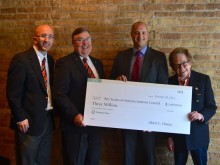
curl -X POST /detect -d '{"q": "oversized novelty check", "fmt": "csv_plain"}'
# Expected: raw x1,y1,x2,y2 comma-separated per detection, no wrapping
84,79,192,134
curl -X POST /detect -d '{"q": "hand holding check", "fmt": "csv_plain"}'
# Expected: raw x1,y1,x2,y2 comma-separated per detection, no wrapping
74,114,86,127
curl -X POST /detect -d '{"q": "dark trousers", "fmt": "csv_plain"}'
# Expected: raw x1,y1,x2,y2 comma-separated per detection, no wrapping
15,114,53,165
62,127,101,165
0,156,10,165
174,145,208,165
122,130,156,165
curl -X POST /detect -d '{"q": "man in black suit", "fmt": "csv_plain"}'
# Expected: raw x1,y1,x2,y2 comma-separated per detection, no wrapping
110,21,168,165
166,47,217,165
53,27,105,165
6,24,55,165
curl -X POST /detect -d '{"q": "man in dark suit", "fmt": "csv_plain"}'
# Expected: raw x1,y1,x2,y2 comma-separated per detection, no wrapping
166,47,217,165
53,27,105,165
110,21,168,165
6,24,55,165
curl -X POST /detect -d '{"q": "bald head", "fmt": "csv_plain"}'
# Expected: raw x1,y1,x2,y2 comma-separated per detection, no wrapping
33,24,54,54
131,21,148,32
34,24,54,37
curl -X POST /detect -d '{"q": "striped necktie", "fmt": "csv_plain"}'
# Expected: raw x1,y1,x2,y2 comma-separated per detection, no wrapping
83,57,95,78
41,57,47,88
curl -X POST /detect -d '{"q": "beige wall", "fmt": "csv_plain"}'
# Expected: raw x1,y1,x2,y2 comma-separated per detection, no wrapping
0,0,220,164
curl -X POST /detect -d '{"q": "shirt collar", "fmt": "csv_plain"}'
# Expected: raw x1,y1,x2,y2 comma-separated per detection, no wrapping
79,55,90,61
178,73,191,86
133,46,148,57
33,45,47,60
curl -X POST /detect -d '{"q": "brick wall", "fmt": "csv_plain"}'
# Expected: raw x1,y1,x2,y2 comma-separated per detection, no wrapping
0,0,220,164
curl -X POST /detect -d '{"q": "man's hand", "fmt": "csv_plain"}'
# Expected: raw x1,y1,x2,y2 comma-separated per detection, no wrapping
17,119,29,133
73,114,86,127
188,111,204,122
116,75,127,82
167,137,174,152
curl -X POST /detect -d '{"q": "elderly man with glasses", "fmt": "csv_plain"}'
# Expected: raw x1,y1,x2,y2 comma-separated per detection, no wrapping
53,27,105,165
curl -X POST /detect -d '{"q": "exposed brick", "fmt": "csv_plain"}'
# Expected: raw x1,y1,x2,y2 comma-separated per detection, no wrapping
194,12,215,17
52,13,71,19
107,0,124,4
17,7,34,13
206,4,220,10
143,4,162,11
215,11,220,17
64,0,86,5
1,1,220,165
186,4,206,10
13,1,36,6
88,0,107,4
155,11,215,17
163,4,185,11
0,14,14,19
1,8,16,14
34,7,52,13
34,1,52,7
79,6,99,12
59,5,79,12
28,13,50,19
114,18,133,25
13,14,29,19
155,11,171,17
119,4,140,12
126,0,145,3
160,33,181,39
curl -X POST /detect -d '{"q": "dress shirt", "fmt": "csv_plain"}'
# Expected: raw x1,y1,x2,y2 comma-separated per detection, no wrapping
130,46,148,78
33,46,53,110
80,56,99,78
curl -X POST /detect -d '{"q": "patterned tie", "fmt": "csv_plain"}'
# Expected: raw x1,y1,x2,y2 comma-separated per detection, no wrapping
83,57,95,78
41,57,47,88
131,51,141,81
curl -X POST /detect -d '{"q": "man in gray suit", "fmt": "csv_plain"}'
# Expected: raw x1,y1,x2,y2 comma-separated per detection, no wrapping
110,21,168,165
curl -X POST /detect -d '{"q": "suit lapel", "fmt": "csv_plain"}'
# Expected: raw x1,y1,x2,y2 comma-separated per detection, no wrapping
29,48,47,93
72,53,88,77
122,49,133,80
189,71,195,86
140,47,152,81
90,57,103,78
173,75,179,85
47,55,54,86
72,52,104,78
189,71,198,99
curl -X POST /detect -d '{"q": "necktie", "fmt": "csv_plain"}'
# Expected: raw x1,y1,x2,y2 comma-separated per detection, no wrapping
41,57,47,88
131,51,141,81
83,58,95,78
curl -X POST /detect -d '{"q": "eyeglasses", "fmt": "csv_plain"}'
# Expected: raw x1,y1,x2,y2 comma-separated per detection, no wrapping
36,34,54,40
73,37,92,43
174,60,189,69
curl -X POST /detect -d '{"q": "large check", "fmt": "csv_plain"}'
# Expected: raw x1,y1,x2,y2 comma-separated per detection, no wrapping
84,79,192,134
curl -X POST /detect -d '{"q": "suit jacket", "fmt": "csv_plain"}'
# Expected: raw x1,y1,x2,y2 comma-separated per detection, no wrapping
53,52,105,133
6,47,55,136
110,47,168,84
168,70,217,151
